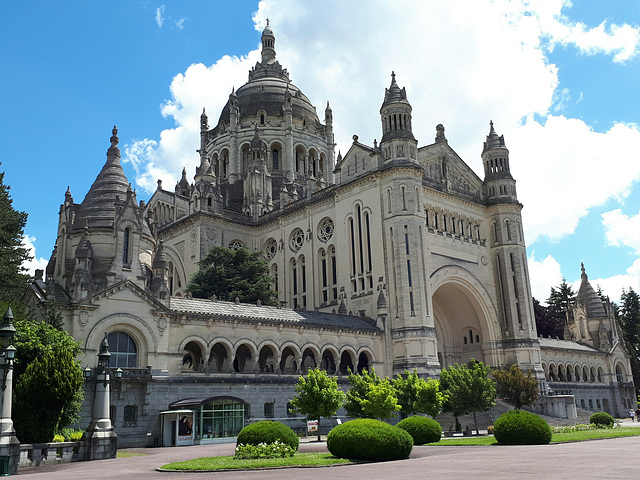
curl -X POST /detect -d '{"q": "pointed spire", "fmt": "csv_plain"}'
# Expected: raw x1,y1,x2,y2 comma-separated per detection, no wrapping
110,126,119,147
482,120,506,153
200,108,208,131
382,71,407,106
577,263,607,319
107,125,121,160
75,126,129,229
251,125,262,150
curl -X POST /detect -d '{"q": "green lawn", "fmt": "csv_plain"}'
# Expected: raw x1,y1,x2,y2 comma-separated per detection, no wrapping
160,452,354,471
427,427,640,446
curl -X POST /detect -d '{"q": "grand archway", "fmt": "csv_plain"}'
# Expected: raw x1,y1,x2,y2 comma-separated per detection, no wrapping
431,269,498,370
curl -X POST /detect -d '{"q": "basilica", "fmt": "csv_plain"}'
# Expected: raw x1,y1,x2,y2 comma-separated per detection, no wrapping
26,23,635,447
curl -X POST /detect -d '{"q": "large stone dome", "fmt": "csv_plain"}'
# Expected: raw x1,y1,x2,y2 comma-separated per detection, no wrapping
215,23,321,130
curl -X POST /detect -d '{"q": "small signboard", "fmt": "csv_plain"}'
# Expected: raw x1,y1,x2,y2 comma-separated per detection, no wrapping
307,420,318,432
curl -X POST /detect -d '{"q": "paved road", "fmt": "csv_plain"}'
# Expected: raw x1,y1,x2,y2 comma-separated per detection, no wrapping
16,425,640,479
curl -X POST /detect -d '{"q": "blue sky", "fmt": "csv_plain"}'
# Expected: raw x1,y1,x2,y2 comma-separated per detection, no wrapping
3,0,640,303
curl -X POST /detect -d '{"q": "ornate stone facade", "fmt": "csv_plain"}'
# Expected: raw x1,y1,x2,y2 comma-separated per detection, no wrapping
25,23,634,448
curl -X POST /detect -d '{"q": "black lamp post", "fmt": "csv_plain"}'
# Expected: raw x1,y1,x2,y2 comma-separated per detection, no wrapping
0,308,19,475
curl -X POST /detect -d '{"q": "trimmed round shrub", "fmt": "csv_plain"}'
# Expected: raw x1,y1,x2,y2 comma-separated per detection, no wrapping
236,421,299,451
327,418,413,461
493,410,552,445
590,412,614,428
397,416,442,445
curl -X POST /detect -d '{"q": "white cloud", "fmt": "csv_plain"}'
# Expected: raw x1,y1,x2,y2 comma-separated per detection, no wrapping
527,252,563,302
125,0,640,252
602,209,640,254
174,18,186,30
511,117,640,244
21,235,48,277
516,0,640,63
156,5,165,28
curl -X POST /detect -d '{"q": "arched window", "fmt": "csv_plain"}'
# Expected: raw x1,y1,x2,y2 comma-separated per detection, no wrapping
107,331,137,368
272,149,279,170
616,365,624,382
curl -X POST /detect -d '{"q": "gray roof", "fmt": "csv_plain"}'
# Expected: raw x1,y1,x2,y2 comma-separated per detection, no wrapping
74,127,130,230
576,263,607,318
538,337,601,353
170,297,380,333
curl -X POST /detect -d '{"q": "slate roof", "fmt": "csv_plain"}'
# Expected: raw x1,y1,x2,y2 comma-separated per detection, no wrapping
29,279,71,304
576,264,607,318
170,297,380,333
538,337,601,353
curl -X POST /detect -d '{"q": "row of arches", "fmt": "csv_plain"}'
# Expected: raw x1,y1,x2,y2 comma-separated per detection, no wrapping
182,339,372,375
208,143,328,179
542,362,628,384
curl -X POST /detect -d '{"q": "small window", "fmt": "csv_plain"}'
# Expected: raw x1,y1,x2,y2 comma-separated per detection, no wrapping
260,114,265,124
110,405,116,424
264,402,274,418
123,405,138,426
287,402,295,417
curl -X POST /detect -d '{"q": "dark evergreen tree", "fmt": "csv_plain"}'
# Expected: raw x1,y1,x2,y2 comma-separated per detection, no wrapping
0,166,31,305
186,246,278,306
533,280,577,339
618,288,640,392
547,278,576,311
533,298,565,338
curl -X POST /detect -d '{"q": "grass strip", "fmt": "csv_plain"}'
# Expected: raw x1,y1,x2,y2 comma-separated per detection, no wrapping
161,452,354,471
117,451,149,458
427,427,640,446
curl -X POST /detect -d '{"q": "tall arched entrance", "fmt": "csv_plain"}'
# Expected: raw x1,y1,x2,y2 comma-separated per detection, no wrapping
431,269,498,370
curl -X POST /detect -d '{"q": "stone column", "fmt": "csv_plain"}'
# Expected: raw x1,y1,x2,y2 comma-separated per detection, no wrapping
82,336,117,460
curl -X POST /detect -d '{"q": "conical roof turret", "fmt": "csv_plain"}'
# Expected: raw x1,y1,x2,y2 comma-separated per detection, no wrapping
74,126,130,230
576,263,607,318
482,121,507,153
381,72,409,108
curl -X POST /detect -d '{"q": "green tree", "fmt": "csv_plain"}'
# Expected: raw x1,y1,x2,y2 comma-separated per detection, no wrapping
12,316,84,442
187,246,278,306
439,359,496,435
0,166,31,305
344,368,400,420
393,369,446,418
13,343,84,443
492,364,539,409
291,368,345,441
619,288,640,392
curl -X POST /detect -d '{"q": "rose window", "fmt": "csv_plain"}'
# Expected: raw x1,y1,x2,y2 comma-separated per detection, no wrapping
289,228,305,252
265,238,278,260
317,217,334,242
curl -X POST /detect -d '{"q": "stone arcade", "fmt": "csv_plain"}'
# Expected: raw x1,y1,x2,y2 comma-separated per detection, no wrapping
25,24,635,447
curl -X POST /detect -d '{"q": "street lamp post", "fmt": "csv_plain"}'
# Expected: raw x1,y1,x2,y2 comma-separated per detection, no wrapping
0,308,20,475
83,334,117,460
